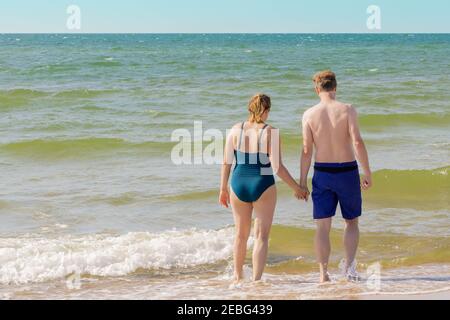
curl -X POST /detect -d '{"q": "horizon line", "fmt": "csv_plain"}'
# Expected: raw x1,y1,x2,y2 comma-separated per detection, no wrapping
2,32,450,35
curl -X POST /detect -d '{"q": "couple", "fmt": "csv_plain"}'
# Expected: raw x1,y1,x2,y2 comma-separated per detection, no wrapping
219,71,372,284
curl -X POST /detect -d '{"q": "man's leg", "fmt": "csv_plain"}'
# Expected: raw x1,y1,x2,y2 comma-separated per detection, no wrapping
344,218,359,271
315,218,332,283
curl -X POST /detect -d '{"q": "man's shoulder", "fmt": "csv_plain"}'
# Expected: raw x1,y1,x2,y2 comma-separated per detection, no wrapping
337,101,355,112
303,104,320,119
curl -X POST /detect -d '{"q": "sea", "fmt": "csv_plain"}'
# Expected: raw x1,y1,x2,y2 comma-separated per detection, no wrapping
0,34,449,299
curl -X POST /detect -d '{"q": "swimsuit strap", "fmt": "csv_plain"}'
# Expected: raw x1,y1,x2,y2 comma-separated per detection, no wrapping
237,122,245,150
258,124,269,154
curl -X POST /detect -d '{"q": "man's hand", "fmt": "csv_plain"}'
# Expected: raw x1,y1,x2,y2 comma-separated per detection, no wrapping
361,174,372,191
219,189,230,208
295,184,310,201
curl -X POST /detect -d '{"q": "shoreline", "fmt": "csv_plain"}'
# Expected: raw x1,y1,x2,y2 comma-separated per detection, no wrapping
360,290,450,300
2,263,449,300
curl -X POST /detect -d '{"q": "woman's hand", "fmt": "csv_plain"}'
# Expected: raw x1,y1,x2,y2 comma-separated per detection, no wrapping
293,185,303,200
219,189,231,208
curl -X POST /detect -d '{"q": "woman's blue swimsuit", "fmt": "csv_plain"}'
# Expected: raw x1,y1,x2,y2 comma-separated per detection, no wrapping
231,122,275,203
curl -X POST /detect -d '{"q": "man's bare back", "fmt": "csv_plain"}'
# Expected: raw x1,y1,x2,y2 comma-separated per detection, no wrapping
301,91,371,186
303,99,357,163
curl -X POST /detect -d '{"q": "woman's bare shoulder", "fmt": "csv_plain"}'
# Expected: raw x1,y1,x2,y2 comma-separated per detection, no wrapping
228,123,244,139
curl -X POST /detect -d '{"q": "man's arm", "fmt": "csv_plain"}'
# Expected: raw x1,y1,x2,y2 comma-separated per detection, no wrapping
300,113,314,200
348,106,372,190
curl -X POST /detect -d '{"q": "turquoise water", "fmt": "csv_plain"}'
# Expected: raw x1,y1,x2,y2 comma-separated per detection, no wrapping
0,34,449,299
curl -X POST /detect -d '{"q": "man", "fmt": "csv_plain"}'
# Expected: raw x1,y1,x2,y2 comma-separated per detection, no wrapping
300,70,372,283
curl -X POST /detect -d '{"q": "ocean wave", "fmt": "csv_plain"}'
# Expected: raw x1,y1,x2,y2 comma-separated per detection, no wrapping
1,225,448,285
89,60,122,67
0,228,234,285
52,88,123,99
161,190,218,202
145,109,182,118
359,113,450,128
0,88,125,109
266,225,450,274
166,166,449,210
28,63,82,74
0,89,49,108
0,88,48,99
0,138,175,160
365,166,449,210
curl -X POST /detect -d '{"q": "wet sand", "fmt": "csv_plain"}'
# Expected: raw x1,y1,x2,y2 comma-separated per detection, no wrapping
360,290,450,300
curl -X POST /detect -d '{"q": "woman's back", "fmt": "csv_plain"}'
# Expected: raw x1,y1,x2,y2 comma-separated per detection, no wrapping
231,121,274,202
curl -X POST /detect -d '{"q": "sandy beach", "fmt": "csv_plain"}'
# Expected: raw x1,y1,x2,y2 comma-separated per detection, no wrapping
361,290,450,300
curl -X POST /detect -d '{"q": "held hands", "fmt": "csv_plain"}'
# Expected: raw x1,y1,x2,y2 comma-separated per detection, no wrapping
294,184,310,201
219,189,231,208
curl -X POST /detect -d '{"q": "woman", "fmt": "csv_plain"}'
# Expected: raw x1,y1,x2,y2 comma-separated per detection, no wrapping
219,93,305,283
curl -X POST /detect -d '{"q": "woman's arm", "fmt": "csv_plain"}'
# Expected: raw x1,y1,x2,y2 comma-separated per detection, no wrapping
219,164,232,208
219,128,236,208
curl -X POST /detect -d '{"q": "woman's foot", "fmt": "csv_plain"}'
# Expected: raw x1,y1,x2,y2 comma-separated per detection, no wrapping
229,276,244,289
320,271,331,283
233,274,244,285
319,263,331,283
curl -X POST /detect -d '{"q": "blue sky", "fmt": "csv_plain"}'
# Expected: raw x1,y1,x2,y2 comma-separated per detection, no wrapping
1,0,449,33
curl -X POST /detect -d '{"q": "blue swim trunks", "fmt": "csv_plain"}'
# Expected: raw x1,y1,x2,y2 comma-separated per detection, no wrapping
312,161,362,220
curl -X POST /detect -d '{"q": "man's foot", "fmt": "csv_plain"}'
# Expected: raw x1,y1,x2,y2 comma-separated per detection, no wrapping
340,259,361,282
318,263,331,283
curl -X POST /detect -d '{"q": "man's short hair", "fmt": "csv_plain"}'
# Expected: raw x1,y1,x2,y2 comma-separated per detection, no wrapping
313,70,337,92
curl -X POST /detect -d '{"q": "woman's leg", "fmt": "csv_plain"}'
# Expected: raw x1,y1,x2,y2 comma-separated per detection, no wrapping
230,189,253,282
252,185,277,281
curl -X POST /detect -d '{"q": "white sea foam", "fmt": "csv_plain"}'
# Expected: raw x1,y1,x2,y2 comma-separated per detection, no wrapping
0,228,234,285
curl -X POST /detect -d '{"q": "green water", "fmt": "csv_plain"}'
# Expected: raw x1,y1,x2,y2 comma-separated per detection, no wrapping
0,34,449,297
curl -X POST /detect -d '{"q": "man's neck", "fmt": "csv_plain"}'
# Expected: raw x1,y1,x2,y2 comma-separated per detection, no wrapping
319,91,336,102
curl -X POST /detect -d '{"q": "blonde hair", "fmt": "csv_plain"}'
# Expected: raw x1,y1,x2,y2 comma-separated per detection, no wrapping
313,70,337,92
248,94,271,123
